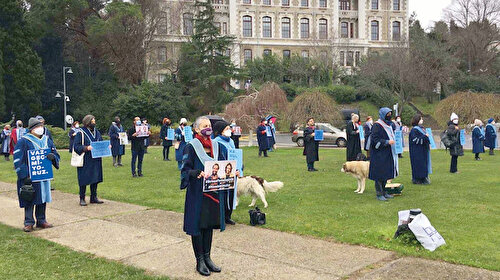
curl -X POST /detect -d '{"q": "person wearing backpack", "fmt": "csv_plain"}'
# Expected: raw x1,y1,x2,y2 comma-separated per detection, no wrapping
444,113,463,173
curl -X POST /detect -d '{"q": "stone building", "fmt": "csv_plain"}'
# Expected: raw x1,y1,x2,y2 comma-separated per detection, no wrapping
148,0,409,83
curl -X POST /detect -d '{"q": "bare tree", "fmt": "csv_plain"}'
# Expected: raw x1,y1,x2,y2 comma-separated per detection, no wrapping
445,0,500,27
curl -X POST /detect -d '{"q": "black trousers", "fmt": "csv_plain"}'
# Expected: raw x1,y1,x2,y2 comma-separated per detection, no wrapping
191,229,214,257
374,180,387,196
475,153,480,159
80,183,98,200
163,146,171,160
258,150,268,157
450,155,458,173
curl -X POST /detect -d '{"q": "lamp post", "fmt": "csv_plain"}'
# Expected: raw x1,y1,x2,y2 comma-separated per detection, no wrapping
62,66,73,130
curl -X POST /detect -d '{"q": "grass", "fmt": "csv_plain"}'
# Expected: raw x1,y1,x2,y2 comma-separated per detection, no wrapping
0,146,499,271
0,223,168,280
411,97,440,116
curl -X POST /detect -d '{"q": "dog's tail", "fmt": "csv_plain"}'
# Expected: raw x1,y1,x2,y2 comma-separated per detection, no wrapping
263,181,284,193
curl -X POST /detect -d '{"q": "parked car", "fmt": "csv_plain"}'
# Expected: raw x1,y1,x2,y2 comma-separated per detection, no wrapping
292,123,347,147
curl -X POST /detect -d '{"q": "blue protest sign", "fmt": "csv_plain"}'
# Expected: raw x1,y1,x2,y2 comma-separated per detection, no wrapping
314,130,324,141
395,130,403,154
266,126,272,137
426,128,437,149
28,149,53,182
167,128,175,140
184,126,193,142
460,129,466,145
358,126,364,141
90,140,112,158
228,148,244,176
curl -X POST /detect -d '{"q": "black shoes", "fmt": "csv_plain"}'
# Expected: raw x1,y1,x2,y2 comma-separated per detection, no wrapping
225,219,236,225
204,253,221,273
132,173,137,177
195,254,211,276
80,199,87,206
138,173,143,177
308,168,318,172
90,197,104,204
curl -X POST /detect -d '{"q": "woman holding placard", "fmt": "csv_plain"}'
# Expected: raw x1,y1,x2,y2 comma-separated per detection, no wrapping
409,114,431,185
160,118,173,161
108,116,125,167
73,115,104,206
175,118,188,169
346,113,361,161
303,117,319,171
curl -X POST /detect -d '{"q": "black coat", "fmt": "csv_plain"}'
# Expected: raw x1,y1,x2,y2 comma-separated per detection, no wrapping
346,122,361,161
369,122,397,181
409,127,431,180
363,123,372,151
445,122,463,156
127,127,147,152
256,125,269,151
160,124,173,147
303,127,319,163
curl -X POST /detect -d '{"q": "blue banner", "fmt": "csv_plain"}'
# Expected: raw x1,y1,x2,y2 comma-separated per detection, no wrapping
167,128,175,140
426,128,437,149
265,126,272,137
395,130,403,154
358,126,364,141
460,129,466,145
228,148,243,177
314,130,324,141
90,140,112,158
28,149,53,182
184,126,193,142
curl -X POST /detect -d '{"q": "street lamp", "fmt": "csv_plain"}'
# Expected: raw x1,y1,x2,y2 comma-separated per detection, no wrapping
62,67,72,130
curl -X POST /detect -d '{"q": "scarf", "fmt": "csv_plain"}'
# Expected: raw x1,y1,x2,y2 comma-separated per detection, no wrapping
195,134,213,157
413,126,432,175
214,135,235,150
376,119,399,178
22,134,52,203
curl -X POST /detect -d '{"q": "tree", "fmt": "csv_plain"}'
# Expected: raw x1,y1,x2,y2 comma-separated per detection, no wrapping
177,0,237,114
445,0,500,27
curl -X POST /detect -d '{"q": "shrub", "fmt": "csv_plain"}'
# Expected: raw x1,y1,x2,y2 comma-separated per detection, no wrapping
450,73,500,93
279,83,299,101
400,105,416,126
326,85,357,104
286,91,341,127
435,92,500,126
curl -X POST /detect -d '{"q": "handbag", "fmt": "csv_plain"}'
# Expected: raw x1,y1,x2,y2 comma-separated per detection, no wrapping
71,132,85,167
20,184,35,202
248,207,266,226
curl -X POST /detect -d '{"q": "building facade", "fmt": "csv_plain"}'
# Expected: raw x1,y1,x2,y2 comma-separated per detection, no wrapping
148,0,409,83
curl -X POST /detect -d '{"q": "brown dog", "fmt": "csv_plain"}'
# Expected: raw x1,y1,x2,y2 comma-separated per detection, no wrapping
341,161,370,194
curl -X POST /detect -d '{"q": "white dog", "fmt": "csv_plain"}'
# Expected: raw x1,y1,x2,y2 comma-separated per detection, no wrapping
341,161,370,194
236,176,284,208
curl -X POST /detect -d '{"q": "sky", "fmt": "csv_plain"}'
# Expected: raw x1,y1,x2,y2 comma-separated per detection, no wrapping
409,0,454,30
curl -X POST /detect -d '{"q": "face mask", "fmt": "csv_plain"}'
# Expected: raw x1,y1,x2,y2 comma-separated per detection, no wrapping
385,115,392,121
75,124,80,128
231,123,236,126
88,124,96,129
223,130,232,137
136,121,141,126
264,121,268,125
201,127,212,136
418,119,423,125
17,123,22,128
33,127,44,136
368,120,373,124
396,118,401,122
452,119,458,125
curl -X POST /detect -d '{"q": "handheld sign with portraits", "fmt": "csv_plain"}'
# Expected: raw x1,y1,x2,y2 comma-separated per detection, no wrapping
135,125,149,137
233,126,242,136
203,160,237,192
118,132,128,145
28,149,53,182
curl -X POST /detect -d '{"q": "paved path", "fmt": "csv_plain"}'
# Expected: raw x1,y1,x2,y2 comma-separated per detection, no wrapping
0,181,498,280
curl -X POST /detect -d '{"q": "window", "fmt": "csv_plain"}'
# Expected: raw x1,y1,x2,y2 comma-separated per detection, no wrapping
350,22,354,38
282,0,289,6
319,18,328,39
263,49,272,56
157,14,167,34
263,0,271,5
158,74,167,83
339,0,350,10
243,16,252,37
283,50,291,58
158,47,167,63
341,22,348,38
355,51,360,66
243,0,251,4
300,18,309,38
301,50,309,58
371,20,379,40
262,16,272,38
223,22,228,34
339,51,345,66
183,13,193,35
282,17,291,38
346,51,353,66
392,21,401,41
301,0,308,7
393,0,400,10
244,49,252,62
371,0,378,10
215,22,221,34
320,51,327,60
319,0,327,8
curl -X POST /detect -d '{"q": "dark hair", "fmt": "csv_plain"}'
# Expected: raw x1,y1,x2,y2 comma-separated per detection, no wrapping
225,163,233,173
411,114,422,127
213,163,219,169
366,116,372,121
306,117,314,123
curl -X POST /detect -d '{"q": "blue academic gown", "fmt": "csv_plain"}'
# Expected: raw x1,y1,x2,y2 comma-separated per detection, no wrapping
175,127,187,162
256,125,269,151
484,124,497,149
180,140,226,236
108,123,125,157
14,135,60,208
472,126,485,154
73,127,103,186
369,121,398,181
409,126,431,181
267,124,276,149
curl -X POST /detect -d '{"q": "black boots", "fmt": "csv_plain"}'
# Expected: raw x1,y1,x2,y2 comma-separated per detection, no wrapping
79,198,87,206
204,253,221,273
192,229,221,276
195,253,210,276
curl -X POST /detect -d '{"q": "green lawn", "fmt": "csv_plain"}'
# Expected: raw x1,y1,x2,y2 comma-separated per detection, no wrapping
0,223,168,280
0,146,499,271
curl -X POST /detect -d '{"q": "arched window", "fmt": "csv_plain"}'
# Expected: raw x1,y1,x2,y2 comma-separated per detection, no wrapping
243,16,252,37
283,50,291,58
300,18,309,38
282,17,291,38
263,49,272,56
262,16,272,38
371,0,378,10
371,20,379,40
319,0,327,8
319,18,328,39
341,22,348,38
183,13,193,35
339,0,350,10
393,0,400,10
392,21,401,41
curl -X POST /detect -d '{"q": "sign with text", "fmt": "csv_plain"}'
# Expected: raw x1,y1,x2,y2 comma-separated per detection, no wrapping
28,149,53,182
265,126,272,137
228,148,243,177
90,140,112,158
358,125,364,141
203,160,237,192
166,128,175,140
135,125,149,138
395,130,403,154
460,129,466,146
118,132,128,145
233,126,242,136
426,128,437,149
314,130,324,141
184,126,193,142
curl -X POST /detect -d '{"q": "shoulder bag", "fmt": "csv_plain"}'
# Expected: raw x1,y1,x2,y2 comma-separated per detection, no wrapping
71,132,85,167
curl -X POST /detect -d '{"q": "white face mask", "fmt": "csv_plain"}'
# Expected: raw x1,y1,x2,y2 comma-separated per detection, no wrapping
223,130,232,137
418,119,423,125
452,119,459,125
33,127,44,136
75,124,80,128
396,118,401,122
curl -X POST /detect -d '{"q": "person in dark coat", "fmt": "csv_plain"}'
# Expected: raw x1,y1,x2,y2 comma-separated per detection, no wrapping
181,116,226,276
14,117,60,232
484,118,497,155
35,115,53,141
10,120,27,156
472,119,485,160
363,116,373,159
346,114,362,161
1,125,11,161
303,117,319,171
445,113,463,173
175,118,188,169
128,117,150,177
267,119,276,151
409,114,431,185
73,115,104,206
68,121,80,153
160,118,173,161
256,119,269,157
369,108,398,201
108,117,125,167
229,119,241,149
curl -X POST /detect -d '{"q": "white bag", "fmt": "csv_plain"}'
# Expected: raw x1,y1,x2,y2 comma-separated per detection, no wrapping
408,213,446,252
71,132,85,167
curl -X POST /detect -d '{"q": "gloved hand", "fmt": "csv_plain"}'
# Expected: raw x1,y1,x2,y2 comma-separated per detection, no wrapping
46,153,59,170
